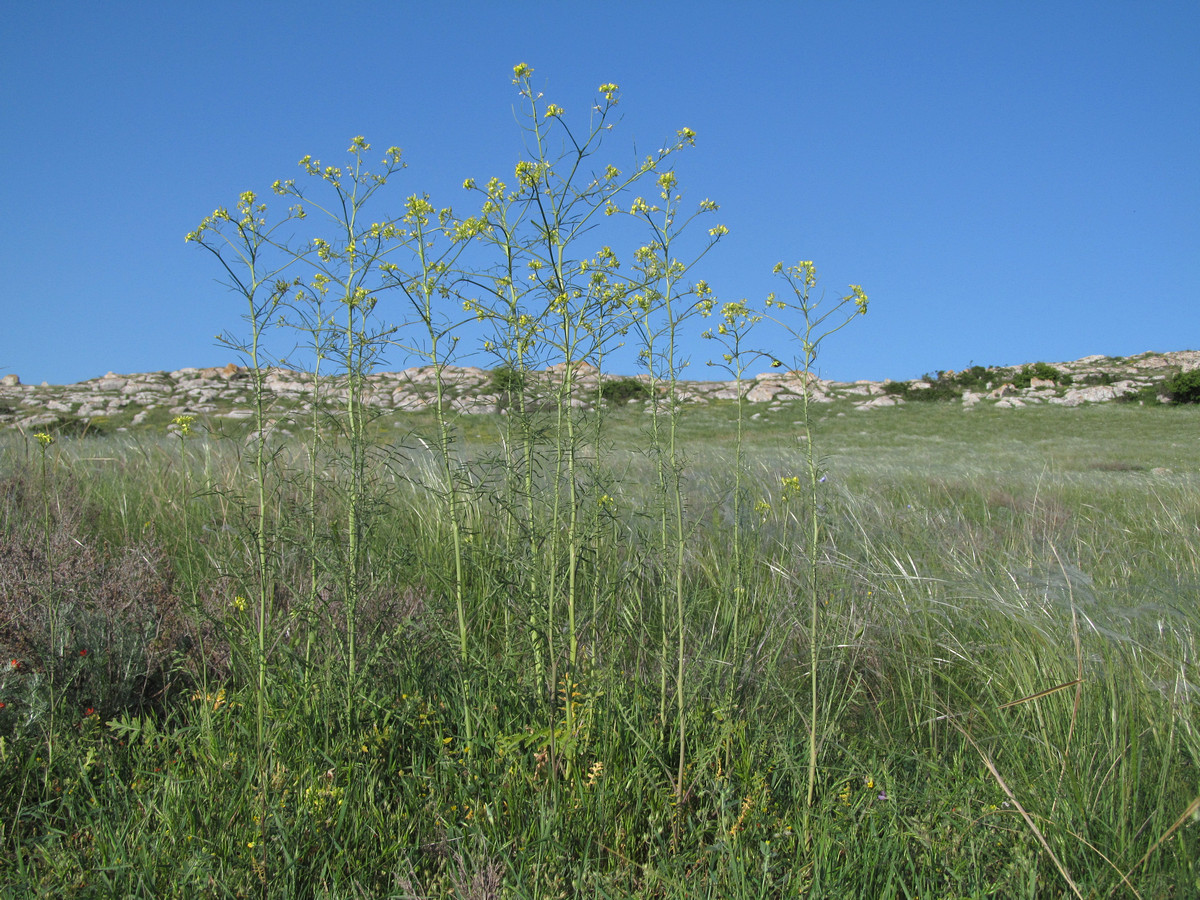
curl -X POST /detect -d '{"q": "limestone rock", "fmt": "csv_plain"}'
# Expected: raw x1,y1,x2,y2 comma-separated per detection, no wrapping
1134,355,1169,369
19,413,59,429
1049,385,1117,406
855,395,901,410
745,383,779,404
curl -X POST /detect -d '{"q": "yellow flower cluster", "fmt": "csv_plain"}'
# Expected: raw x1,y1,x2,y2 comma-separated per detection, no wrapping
781,476,802,502
192,688,228,711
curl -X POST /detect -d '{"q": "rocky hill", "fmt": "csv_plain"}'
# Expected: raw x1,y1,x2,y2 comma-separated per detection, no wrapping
2,350,1198,435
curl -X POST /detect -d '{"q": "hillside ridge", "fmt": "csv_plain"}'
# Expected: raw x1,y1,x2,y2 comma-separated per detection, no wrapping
2,349,1198,434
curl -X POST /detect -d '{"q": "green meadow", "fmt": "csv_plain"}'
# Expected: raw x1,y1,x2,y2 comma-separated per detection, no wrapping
3,65,1197,899
1,400,1197,898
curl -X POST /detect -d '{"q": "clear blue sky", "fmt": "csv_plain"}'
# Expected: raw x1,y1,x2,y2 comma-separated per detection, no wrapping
3,2,1197,385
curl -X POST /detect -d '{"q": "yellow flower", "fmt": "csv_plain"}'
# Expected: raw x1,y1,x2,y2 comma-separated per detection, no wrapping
34,432,54,447
781,476,802,501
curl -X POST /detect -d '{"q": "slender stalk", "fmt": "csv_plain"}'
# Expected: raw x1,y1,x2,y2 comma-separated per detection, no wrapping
625,170,726,819
187,192,299,792
764,261,867,815
390,193,478,745
33,432,56,767
699,300,762,764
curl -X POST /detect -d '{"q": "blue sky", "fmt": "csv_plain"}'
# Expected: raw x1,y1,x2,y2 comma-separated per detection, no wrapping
3,2,1197,385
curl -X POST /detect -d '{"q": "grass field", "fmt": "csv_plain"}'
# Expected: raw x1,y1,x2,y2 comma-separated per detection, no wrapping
1,400,1197,898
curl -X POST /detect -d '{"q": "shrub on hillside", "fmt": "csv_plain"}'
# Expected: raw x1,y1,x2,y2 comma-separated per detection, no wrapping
1117,383,1163,404
600,377,651,405
912,379,963,401
949,365,992,391
1010,362,1070,389
489,365,527,407
881,377,961,401
1163,369,1200,403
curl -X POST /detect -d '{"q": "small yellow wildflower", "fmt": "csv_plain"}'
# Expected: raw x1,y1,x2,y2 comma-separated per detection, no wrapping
781,476,802,501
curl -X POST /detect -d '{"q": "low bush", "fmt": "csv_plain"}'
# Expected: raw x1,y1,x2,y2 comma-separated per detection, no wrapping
488,365,527,407
1162,368,1200,403
600,377,651,405
949,365,992,391
905,380,962,401
884,375,963,401
1117,383,1163,404
1010,362,1070,389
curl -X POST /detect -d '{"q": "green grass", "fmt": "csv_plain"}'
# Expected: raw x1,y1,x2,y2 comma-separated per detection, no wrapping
1,401,1198,898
